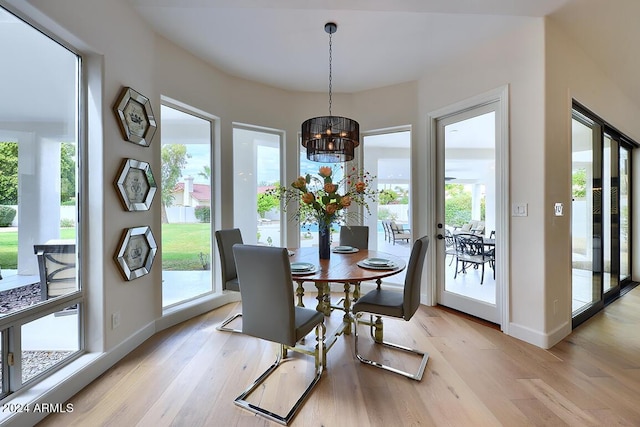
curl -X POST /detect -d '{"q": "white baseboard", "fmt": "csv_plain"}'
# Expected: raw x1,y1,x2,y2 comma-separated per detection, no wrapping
508,320,571,349
1,293,237,427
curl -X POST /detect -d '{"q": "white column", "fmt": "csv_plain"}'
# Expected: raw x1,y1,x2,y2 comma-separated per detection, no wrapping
18,135,61,275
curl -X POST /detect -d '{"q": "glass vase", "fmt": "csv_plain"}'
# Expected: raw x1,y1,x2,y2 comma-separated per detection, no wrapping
318,222,331,260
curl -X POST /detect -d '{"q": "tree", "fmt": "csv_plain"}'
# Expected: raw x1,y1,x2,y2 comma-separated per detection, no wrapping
60,143,76,203
198,165,211,181
445,184,472,226
161,144,190,222
0,142,18,205
257,192,279,218
379,189,399,205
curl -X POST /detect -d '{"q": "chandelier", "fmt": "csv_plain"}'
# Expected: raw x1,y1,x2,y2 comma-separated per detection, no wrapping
301,22,360,162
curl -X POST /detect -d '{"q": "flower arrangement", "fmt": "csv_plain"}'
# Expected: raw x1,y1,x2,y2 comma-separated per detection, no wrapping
271,165,378,230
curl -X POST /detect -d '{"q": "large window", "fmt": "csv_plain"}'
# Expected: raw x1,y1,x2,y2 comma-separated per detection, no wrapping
0,6,82,399
233,126,283,246
161,103,213,307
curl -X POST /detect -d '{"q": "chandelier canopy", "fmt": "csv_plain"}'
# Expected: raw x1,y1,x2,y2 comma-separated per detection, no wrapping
301,23,360,162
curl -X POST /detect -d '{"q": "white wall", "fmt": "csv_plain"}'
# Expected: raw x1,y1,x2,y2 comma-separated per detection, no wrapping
544,17,640,343
6,0,638,390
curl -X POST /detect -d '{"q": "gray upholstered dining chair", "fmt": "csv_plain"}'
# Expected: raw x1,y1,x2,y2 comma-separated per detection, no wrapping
214,228,243,333
338,225,370,305
352,236,429,381
339,225,369,249
232,244,325,426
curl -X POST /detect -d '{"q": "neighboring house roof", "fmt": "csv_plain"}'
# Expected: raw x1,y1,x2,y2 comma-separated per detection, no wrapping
257,185,276,194
172,183,211,202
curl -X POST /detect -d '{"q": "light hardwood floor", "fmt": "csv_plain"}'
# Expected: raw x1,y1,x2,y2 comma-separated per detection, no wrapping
39,286,640,426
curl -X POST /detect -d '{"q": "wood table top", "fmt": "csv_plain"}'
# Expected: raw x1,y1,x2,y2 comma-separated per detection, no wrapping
288,247,406,283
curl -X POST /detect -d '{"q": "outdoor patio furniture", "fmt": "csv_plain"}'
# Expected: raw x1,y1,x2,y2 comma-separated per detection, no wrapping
34,242,76,300
389,221,411,245
453,234,493,284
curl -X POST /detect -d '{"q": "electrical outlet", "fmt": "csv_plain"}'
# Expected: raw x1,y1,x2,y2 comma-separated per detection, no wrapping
112,312,121,329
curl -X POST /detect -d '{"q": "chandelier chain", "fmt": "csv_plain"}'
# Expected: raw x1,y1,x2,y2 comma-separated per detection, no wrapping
328,29,332,117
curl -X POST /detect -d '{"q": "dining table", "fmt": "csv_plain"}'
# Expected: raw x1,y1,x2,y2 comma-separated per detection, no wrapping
288,246,406,353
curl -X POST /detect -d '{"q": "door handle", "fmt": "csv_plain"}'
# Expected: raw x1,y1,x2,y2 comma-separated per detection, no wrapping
437,234,444,240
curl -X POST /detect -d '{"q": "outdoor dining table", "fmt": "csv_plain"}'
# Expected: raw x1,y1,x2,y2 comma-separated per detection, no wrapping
288,247,406,352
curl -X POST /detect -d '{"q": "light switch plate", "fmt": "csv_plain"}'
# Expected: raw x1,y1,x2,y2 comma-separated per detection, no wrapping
512,203,528,217
554,202,563,216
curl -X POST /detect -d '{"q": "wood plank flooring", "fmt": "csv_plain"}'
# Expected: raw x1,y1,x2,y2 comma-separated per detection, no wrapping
39,286,640,426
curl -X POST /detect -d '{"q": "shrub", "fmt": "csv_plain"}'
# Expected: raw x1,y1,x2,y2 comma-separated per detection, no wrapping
194,206,211,223
60,218,75,228
0,205,16,227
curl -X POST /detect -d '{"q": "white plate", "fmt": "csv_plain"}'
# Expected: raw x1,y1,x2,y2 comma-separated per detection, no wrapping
333,246,359,253
290,262,314,272
364,257,391,266
357,260,398,270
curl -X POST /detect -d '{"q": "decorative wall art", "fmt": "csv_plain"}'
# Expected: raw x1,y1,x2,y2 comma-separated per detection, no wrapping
114,158,157,211
115,226,157,281
114,86,157,147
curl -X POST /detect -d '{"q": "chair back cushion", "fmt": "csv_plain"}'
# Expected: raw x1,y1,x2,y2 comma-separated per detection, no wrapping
233,244,297,345
403,236,429,320
215,229,243,291
34,243,77,298
339,226,369,249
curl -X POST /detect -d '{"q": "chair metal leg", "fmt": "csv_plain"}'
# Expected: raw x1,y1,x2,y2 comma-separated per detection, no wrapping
215,312,243,333
234,322,325,425
353,312,429,381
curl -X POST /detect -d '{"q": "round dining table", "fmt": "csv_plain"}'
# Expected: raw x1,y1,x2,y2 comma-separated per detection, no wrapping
288,247,406,347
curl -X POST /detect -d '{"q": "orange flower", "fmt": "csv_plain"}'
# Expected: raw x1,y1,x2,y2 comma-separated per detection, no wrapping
355,181,366,193
318,166,332,178
301,192,314,204
340,195,351,207
324,183,337,193
325,203,337,215
292,176,306,189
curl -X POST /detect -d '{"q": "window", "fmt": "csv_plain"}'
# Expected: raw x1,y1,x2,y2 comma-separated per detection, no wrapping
233,126,283,246
0,6,82,398
363,129,412,285
161,103,214,307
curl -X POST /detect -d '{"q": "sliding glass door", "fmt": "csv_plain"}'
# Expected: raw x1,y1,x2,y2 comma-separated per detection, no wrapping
571,103,634,327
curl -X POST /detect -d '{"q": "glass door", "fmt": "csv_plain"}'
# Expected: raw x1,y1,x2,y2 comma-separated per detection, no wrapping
571,104,633,327
436,102,499,324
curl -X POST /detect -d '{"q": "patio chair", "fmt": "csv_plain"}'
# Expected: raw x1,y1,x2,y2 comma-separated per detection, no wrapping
214,228,244,333
453,234,493,284
352,236,430,380
444,228,456,266
233,244,325,425
389,221,411,245
381,220,392,242
34,242,77,300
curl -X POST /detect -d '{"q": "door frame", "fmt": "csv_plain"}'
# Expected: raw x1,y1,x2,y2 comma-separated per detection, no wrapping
426,85,510,330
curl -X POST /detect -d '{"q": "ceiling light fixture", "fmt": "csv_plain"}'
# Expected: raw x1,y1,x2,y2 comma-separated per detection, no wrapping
301,22,359,162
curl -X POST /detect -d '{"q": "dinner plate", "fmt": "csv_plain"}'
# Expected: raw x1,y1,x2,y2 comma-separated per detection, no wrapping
364,257,391,266
290,262,315,272
333,246,359,253
357,260,398,270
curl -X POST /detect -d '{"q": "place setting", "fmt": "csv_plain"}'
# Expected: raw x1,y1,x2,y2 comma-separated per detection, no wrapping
332,245,359,254
357,257,399,270
289,261,318,275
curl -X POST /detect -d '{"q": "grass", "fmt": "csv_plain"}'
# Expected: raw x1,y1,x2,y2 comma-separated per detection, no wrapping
0,224,211,271
0,228,76,269
162,223,211,271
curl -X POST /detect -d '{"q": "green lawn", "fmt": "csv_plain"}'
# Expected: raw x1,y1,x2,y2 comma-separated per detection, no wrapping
0,228,76,269
0,224,210,271
162,223,211,271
